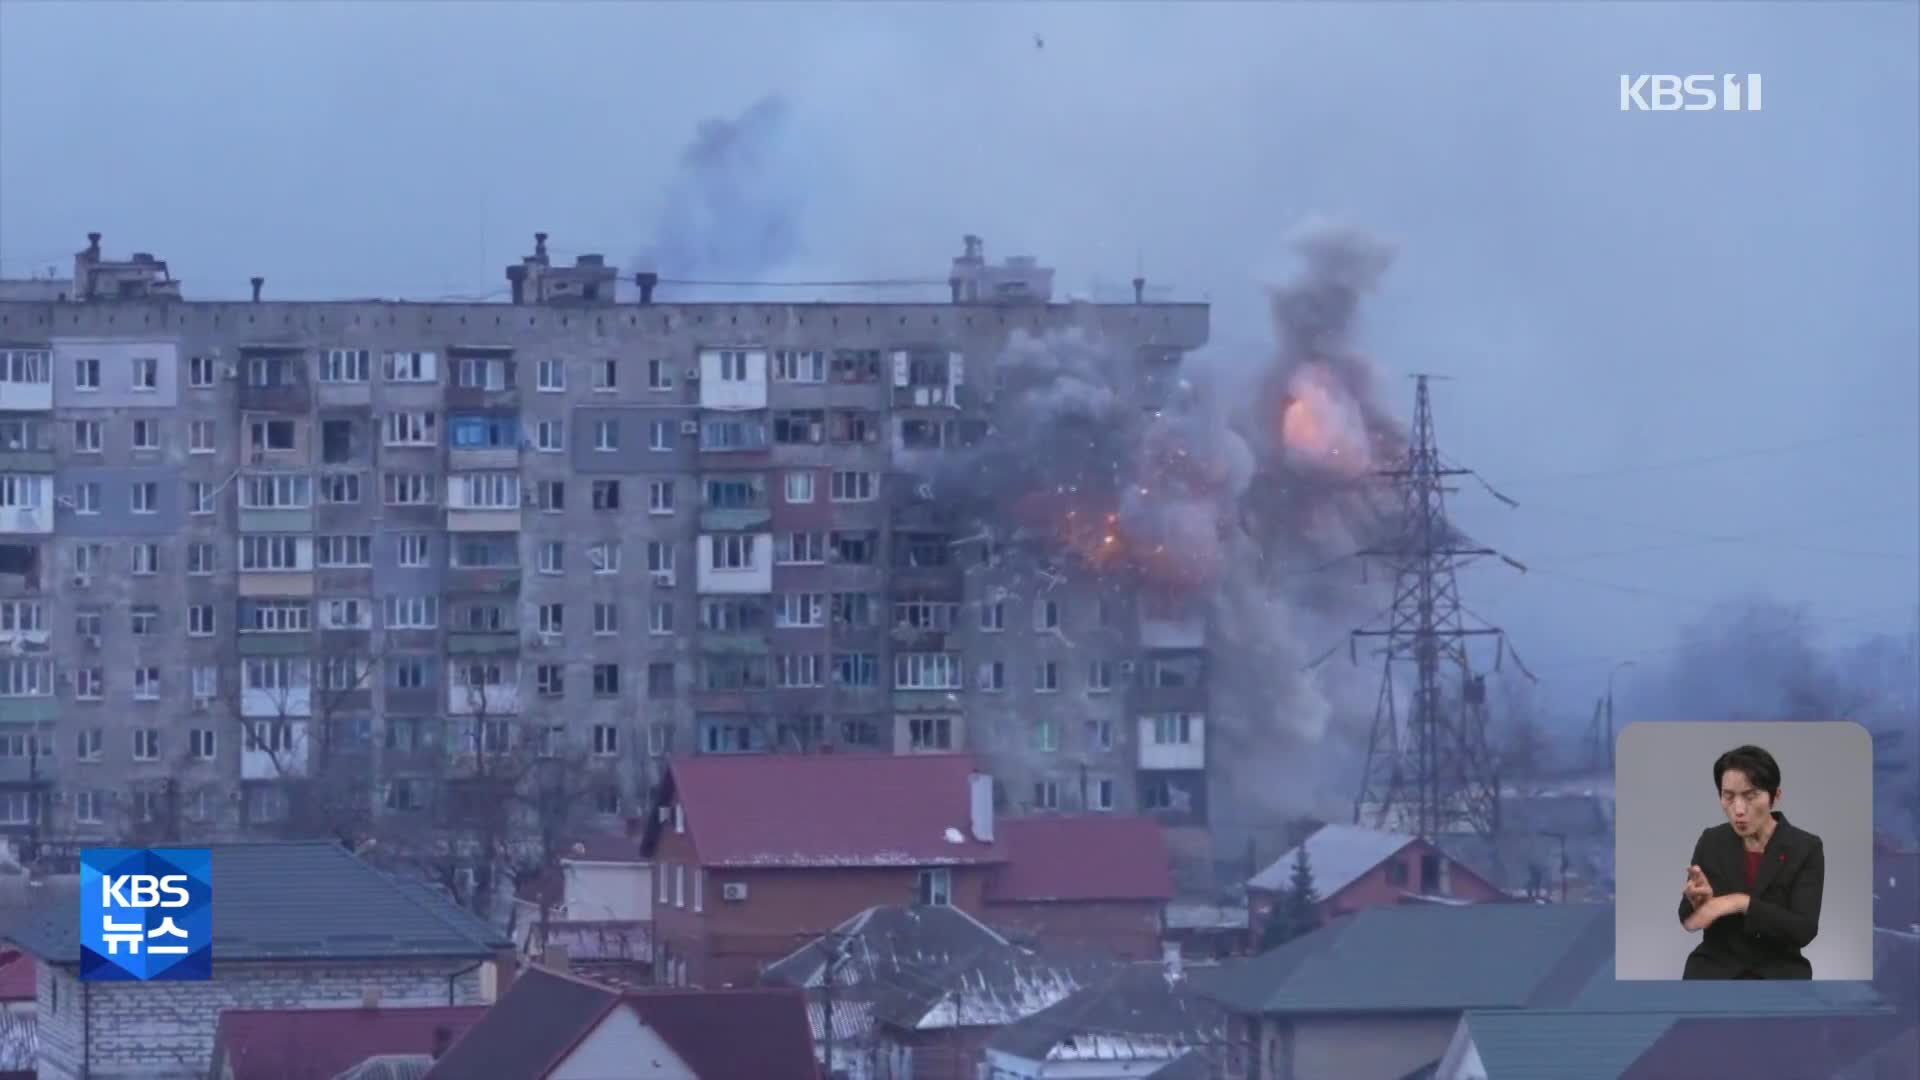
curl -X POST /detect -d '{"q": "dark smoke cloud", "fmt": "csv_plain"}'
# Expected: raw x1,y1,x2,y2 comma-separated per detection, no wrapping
635,94,803,285
918,220,1418,827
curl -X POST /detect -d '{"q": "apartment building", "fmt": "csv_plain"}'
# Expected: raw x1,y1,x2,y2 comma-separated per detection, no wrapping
0,231,1212,852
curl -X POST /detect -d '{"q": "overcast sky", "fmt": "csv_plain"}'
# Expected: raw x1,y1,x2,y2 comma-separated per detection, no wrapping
3,1,1914,720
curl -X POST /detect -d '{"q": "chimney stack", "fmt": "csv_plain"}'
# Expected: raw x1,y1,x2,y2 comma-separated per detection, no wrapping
250,277,265,302
949,277,962,304
534,232,549,262
542,943,571,974
507,265,527,305
1133,277,1146,304
635,271,658,305
86,232,101,258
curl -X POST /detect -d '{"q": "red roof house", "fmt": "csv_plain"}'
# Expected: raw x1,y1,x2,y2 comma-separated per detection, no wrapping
210,1005,488,1080
639,753,1004,987
0,950,34,1013
1245,824,1507,943
983,816,1176,960
425,964,817,1080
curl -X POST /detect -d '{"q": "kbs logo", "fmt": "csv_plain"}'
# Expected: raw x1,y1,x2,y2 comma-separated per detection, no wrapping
80,849,212,982
1620,74,1764,112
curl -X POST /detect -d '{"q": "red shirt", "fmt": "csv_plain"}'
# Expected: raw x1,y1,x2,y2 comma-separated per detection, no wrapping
1744,849,1765,889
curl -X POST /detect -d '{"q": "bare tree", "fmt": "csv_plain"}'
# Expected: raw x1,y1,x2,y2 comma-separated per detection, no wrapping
234,645,382,845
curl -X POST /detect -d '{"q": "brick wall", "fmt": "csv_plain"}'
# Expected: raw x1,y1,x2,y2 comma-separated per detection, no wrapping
34,957,489,1080
983,899,1165,960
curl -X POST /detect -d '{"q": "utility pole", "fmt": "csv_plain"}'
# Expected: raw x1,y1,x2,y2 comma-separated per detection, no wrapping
1352,375,1526,840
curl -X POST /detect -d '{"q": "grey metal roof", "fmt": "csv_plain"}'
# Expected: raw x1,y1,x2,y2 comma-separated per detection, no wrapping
1201,903,1613,1015
5,842,511,966
1247,824,1414,895
989,961,1230,1064
1462,1010,1683,1080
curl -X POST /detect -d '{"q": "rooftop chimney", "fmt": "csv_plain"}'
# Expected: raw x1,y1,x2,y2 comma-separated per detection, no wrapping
635,271,658,305
431,1026,454,1061
1133,276,1146,304
542,943,571,975
507,265,527,304
534,232,549,263
86,232,101,257
250,277,264,302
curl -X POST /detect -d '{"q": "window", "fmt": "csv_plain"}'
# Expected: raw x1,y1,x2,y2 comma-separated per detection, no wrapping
776,653,823,688
74,357,100,390
1035,599,1062,632
593,358,618,391
322,348,370,382
775,532,824,565
132,729,160,761
708,535,755,571
588,541,620,574
909,716,953,751
592,724,619,756
647,479,674,514
1033,780,1060,810
71,419,101,453
316,534,372,567
240,536,307,571
536,542,563,575
378,591,435,626
188,419,216,453
592,663,621,696
455,357,514,390
783,471,814,503
830,470,876,502
320,598,370,630
649,602,674,635
1152,714,1197,744
1035,661,1060,692
131,419,160,450
647,541,676,578
534,664,565,697
832,653,878,688
189,354,218,387
593,419,619,451
383,411,438,446
980,601,1005,631
133,667,161,700
894,653,962,690
129,481,158,513
535,419,565,451
593,602,619,635
241,600,310,633
396,533,431,567
978,661,1006,691
319,473,360,504
189,604,215,636
187,542,218,574
1031,718,1059,753
773,349,825,382
131,543,160,575
649,420,673,451
456,472,519,510
186,481,214,515
538,604,564,635
537,358,566,391
1092,719,1116,750
69,481,99,514
131,357,159,389
717,350,749,381
591,480,620,511
383,351,438,383
646,359,673,390
776,593,824,629
75,790,105,824
916,868,952,907
383,472,436,505
537,480,565,512
0,602,42,635
450,414,519,448
191,729,218,760
241,473,311,510
248,418,296,452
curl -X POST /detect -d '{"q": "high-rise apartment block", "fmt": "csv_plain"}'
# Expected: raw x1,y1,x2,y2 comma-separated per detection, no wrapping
0,232,1211,852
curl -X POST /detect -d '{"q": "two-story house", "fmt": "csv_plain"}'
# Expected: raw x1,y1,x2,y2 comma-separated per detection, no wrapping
983,815,1175,961
640,753,1003,987
1245,824,1506,945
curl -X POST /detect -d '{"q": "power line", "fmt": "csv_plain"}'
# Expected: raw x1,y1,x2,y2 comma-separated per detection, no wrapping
1509,501,1918,564
1481,427,1913,486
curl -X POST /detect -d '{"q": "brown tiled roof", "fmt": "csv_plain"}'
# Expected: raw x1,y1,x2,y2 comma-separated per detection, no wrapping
426,965,817,1079
985,816,1175,903
212,1005,487,1080
641,753,1002,869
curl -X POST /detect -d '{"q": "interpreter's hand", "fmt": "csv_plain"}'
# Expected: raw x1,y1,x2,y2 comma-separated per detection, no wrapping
1683,864,1713,912
1682,891,1750,933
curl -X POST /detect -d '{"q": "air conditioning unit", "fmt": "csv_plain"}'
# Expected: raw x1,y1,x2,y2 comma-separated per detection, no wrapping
651,572,675,588
521,491,539,507
721,882,749,902
71,575,91,589
679,420,698,436
684,367,700,381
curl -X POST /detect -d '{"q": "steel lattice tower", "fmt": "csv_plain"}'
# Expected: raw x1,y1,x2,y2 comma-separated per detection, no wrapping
1352,375,1508,840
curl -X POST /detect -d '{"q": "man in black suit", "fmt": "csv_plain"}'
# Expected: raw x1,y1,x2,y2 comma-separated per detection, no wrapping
1678,744,1825,979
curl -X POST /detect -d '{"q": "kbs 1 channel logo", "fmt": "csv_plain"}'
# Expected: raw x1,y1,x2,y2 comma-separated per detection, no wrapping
79,849,213,982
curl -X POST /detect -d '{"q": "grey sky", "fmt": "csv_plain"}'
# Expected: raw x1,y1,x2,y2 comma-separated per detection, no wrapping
3,0,1915,720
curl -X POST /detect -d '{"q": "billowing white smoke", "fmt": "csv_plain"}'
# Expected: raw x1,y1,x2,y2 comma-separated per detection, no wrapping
924,220,1411,832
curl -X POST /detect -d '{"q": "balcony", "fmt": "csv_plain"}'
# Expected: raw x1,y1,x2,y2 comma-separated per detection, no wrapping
1137,713,1206,771
699,507,771,532
449,684,521,716
445,567,521,595
237,571,315,598
237,633,313,658
238,509,315,534
0,381,52,413
241,721,309,781
447,631,520,656
1130,682,1209,715
446,353,519,409
239,381,311,413
0,449,53,473
446,508,521,534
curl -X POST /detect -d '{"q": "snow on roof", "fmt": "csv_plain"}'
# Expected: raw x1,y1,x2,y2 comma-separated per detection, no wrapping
1247,823,1416,896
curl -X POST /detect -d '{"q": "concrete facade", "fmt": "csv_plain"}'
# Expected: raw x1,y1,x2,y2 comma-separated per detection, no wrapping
0,233,1212,856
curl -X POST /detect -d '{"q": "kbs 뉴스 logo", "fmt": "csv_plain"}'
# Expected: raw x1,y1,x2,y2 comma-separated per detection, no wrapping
79,848,213,982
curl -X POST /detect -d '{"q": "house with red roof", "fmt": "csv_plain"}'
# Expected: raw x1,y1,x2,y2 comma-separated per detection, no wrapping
638,753,1003,988
0,950,33,1016
1245,823,1506,943
210,1004,487,1080
982,815,1175,961
424,964,817,1079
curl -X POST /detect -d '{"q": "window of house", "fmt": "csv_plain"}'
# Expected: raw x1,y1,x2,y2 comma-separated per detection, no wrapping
916,869,952,907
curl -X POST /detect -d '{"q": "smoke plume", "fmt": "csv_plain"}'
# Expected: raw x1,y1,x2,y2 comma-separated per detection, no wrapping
635,94,804,286
920,220,1414,832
